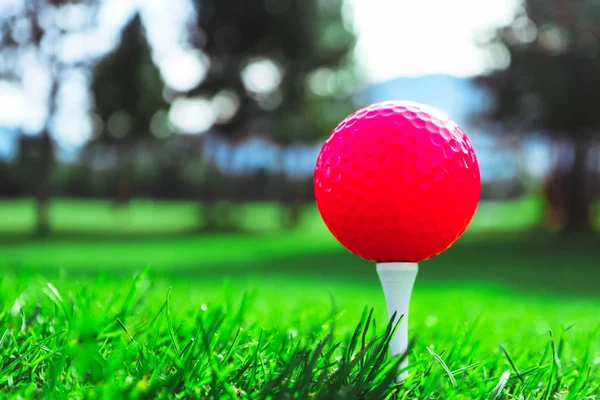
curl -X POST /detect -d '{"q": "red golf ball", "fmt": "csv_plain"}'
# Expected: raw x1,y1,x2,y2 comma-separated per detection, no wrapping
314,101,481,263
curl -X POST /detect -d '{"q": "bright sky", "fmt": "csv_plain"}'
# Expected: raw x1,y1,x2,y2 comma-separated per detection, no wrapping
348,0,519,82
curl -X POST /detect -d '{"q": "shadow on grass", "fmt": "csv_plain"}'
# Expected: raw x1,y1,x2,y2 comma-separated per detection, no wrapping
8,230,600,297
189,232,600,296
0,227,263,245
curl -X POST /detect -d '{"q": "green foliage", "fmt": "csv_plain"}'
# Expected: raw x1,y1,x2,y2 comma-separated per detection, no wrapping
193,0,357,144
0,0,102,235
474,0,600,135
474,0,600,229
90,14,169,143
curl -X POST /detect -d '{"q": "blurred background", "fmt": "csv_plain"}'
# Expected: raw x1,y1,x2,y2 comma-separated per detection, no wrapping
0,0,599,295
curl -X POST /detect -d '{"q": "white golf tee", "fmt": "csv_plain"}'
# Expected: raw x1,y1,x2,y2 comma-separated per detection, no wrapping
376,262,418,381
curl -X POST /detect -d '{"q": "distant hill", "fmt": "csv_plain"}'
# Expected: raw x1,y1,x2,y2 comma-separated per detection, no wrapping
355,74,491,131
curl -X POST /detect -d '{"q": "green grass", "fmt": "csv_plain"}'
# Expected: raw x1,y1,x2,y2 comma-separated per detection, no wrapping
1,198,599,397
0,199,287,235
0,196,544,236
1,270,598,398
0,196,545,272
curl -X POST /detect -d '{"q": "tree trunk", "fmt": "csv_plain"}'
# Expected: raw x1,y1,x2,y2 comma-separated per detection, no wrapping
277,145,303,230
198,138,233,232
113,144,132,210
563,137,592,229
35,77,59,237
36,130,53,237
543,136,594,231
220,141,238,230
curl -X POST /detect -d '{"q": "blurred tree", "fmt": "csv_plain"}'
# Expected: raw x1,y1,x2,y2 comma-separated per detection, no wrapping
474,0,600,231
15,135,55,202
0,160,24,198
0,0,100,236
189,0,357,229
88,13,170,208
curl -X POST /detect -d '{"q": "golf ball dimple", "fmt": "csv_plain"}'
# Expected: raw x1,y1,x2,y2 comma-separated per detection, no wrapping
314,101,481,263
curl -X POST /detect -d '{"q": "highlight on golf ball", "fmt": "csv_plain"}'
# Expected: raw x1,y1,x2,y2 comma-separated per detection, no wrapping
314,100,481,263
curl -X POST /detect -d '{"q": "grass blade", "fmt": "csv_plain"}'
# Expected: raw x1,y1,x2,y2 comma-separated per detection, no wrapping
489,370,510,400
500,345,523,382
427,346,456,387
165,287,180,356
